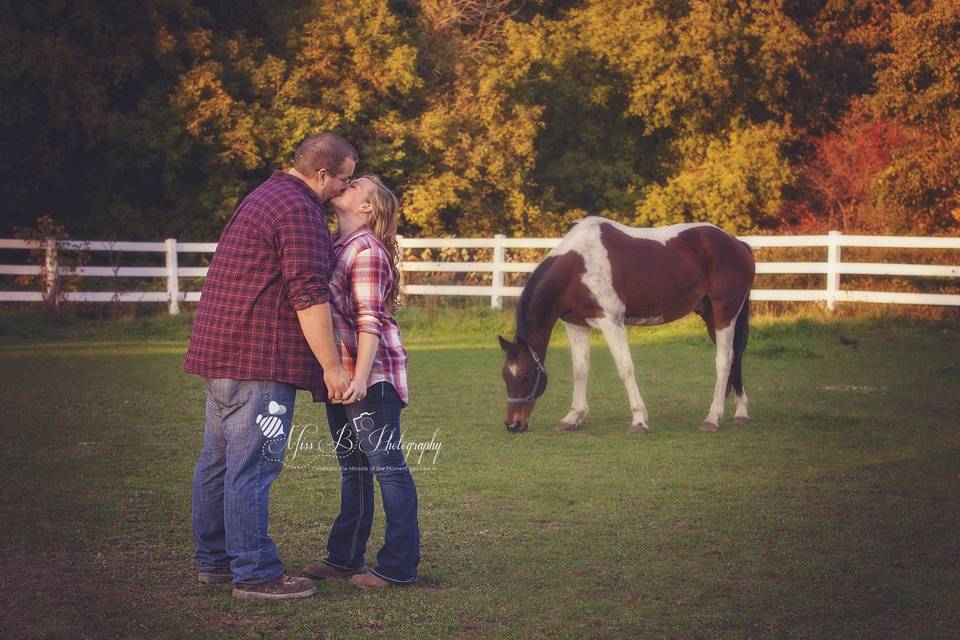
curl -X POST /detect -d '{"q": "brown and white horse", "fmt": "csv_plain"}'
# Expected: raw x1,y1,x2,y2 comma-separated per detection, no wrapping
499,216,755,435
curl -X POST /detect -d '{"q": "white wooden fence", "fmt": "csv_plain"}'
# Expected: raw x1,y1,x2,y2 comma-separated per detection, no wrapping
1,231,958,313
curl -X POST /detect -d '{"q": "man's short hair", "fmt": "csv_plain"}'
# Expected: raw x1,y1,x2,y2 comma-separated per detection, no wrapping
293,133,359,175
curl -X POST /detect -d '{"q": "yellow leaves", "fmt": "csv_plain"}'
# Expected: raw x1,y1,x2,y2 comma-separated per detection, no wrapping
568,0,809,135
154,25,176,57
159,0,824,236
872,0,960,133
301,0,421,97
403,172,469,231
497,19,548,79
250,55,288,100
171,61,232,140
636,122,794,232
375,43,421,95
218,112,262,170
415,107,456,152
185,30,212,56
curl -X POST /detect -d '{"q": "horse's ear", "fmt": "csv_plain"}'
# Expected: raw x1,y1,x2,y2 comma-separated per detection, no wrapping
498,335,512,352
516,335,528,349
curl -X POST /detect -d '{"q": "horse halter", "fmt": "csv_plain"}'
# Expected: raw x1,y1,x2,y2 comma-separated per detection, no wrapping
506,343,548,404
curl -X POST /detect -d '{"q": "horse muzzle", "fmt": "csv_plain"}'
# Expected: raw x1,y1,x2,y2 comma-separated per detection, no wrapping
505,421,529,433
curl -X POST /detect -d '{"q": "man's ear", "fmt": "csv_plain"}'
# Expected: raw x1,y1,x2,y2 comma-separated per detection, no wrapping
498,335,512,352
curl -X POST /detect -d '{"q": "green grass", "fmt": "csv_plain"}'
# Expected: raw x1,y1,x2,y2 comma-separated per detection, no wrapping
2,310,959,639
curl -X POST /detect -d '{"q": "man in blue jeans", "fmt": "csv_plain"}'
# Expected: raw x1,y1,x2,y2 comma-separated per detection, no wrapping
184,133,356,600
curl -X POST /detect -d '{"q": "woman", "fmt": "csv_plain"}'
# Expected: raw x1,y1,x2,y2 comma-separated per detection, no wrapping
302,175,420,589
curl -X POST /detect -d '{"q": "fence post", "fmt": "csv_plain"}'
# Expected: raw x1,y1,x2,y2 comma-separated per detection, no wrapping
43,238,58,304
491,233,506,309
826,230,841,311
396,234,406,300
165,238,180,315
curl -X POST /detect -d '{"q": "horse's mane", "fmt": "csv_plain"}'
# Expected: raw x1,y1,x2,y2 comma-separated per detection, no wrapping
515,256,556,340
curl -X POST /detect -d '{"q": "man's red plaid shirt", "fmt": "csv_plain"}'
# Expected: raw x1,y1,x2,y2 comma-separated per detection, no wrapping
184,171,333,401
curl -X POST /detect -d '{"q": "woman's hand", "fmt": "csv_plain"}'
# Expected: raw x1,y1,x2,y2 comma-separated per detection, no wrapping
341,378,368,404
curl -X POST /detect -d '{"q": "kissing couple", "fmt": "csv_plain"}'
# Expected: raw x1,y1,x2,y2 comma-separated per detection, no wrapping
184,132,420,599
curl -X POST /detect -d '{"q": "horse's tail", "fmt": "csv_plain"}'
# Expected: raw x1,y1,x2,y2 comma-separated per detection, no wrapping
726,295,750,397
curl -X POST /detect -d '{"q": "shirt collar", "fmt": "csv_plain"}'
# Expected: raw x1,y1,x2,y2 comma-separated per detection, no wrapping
333,225,373,248
270,170,325,209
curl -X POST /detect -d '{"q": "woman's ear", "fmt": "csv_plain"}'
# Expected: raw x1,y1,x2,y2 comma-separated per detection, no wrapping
359,202,374,215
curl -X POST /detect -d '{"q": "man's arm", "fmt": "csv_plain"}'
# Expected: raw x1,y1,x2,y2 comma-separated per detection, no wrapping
275,204,347,401
296,303,349,402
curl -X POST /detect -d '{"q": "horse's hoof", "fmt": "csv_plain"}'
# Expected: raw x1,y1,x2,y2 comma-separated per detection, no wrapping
700,420,719,432
733,416,749,428
629,423,650,436
554,421,578,432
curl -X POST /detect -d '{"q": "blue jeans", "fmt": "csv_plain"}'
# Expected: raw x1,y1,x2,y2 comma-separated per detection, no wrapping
191,378,296,584
323,382,420,584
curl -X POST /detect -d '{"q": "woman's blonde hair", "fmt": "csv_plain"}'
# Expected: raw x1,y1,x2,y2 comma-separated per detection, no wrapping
360,175,402,311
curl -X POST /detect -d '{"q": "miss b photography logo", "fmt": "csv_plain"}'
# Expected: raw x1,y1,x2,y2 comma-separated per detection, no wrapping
256,401,288,438
261,422,443,472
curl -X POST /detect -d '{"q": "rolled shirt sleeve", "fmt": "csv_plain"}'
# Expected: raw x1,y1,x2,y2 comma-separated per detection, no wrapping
351,247,391,336
276,205,331,310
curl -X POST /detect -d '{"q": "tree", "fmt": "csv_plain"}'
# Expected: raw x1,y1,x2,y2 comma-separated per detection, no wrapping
2,0,957,241
0,0,205,237
864,0,960,233
635,122,795,232
788,110,923,233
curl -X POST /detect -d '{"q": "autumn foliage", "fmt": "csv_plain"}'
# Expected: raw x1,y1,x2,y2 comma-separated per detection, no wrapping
1,0,958,239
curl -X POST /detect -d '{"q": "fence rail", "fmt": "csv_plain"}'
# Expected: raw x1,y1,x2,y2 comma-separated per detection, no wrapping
1,231,958,313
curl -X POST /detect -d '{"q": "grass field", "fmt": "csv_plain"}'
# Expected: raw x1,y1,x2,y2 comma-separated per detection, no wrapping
1,308,959,639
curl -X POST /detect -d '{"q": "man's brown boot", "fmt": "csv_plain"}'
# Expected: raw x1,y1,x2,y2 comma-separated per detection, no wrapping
302,562,369,580
232,575,317,600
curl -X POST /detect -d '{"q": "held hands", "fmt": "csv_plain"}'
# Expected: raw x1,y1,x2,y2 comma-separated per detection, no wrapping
324,365,351,404
341,378,367,404
324,365,367,404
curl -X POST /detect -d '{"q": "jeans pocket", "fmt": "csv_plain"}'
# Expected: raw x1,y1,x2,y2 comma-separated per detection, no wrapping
202,376,221,398
379,384,401,428
204,377,252,408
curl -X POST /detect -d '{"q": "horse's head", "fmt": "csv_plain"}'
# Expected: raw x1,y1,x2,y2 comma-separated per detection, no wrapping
499,335,548,433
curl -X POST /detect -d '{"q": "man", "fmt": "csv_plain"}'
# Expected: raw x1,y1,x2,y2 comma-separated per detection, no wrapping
184,133,356,600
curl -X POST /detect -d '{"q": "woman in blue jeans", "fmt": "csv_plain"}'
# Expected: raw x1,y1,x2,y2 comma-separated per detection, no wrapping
302,175,420,588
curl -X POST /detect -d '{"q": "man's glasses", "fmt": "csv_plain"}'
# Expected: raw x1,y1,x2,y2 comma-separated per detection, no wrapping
322,169,352,188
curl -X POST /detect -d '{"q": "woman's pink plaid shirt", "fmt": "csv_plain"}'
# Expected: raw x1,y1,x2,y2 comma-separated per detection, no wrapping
330,226,409,406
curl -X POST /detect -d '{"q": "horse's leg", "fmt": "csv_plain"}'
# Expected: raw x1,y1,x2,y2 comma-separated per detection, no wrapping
591,317,649,436
731,350,749,427
730,297,750,427
555,322,590,432
701,300,743,432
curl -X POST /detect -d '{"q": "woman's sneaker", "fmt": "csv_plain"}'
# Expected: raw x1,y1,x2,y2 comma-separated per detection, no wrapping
302,562,369,580
350,572,391,590
232,575,317,600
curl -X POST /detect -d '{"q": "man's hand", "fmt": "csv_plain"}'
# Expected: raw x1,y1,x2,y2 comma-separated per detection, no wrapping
296,303,349,402
324,364,351,403
341,378,368,404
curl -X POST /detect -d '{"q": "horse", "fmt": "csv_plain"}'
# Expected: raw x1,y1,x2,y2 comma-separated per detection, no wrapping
499,216,755,435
